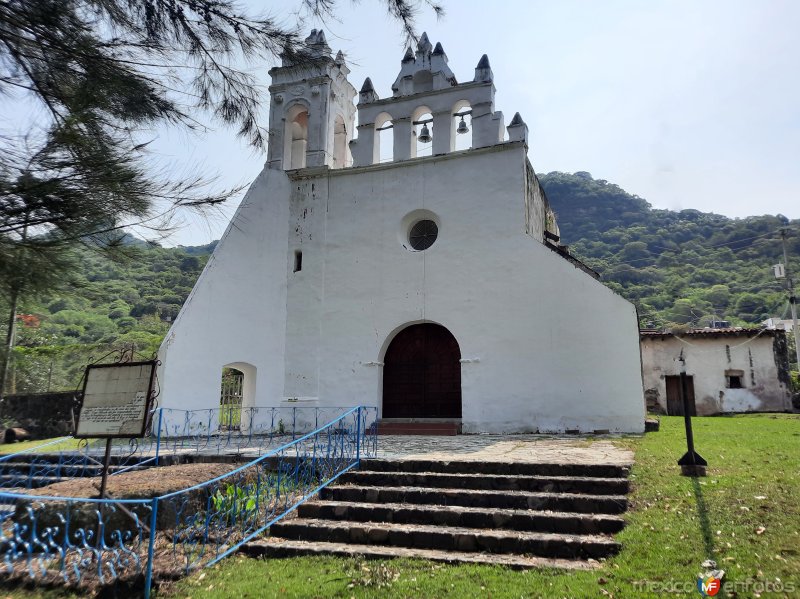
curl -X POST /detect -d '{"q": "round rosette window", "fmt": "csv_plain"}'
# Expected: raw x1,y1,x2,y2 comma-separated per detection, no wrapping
408,219,438,251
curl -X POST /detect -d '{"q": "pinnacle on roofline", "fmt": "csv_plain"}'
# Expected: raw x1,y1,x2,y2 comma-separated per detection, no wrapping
417,32,432,53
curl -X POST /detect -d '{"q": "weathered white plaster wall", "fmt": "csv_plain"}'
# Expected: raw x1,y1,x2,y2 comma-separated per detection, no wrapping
157,168,291,414
640,333,791,415
279,143,644,433
160,143,645,433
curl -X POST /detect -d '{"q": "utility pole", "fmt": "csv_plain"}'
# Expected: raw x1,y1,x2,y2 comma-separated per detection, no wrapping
780,229,800,369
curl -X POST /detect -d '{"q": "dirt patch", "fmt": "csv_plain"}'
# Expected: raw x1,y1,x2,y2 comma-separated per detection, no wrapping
26,462,237,499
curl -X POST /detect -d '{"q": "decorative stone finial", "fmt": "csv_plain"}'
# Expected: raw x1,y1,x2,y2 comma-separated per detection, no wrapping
301,28,332,58
432,42,445,55
358,77,378,104
474,54,493,82
417,32,432,54
507,112,528,145
402,46,414,62
335,50,345,65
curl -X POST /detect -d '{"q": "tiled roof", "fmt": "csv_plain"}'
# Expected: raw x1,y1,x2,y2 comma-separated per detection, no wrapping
640,327,776,339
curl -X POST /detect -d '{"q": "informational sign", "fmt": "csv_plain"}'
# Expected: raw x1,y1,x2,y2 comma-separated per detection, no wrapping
75,361,157,438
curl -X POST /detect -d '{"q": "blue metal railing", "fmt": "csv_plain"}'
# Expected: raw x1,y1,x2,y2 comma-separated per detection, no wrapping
0,406,378,491
0,405,377,596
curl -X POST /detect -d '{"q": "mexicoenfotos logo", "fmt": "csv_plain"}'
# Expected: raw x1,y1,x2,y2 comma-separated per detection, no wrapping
697,575,721,596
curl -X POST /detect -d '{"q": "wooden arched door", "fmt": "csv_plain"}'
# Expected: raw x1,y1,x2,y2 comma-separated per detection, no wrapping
383,323,461,418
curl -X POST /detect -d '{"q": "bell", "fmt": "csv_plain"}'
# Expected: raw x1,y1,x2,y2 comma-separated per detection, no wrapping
418,123,432,143
457,116,469,134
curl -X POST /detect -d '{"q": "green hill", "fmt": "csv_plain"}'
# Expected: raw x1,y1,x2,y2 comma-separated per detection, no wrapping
538,171,799,329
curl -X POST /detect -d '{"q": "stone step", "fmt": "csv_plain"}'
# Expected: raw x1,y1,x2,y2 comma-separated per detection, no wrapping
338,470,629,495
321,485,628,514
242,539,599,570
270,518,620,560
377,422,460,436
360,458,629,479
296,500,626,535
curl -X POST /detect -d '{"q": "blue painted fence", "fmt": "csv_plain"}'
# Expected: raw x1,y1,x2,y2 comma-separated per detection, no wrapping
0,406,377,596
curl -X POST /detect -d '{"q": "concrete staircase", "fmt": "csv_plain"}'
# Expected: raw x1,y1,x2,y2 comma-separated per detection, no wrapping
245,457,631,569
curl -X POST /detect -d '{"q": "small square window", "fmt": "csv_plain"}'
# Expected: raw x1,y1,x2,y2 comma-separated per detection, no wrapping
725,369,744,389
727,375,743,388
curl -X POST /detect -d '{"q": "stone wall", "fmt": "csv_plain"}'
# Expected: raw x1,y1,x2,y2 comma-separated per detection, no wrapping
2,392,80,439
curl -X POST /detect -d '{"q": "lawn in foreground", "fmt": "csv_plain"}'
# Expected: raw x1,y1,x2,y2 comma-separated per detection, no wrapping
0,415,797,598
161,414,800,598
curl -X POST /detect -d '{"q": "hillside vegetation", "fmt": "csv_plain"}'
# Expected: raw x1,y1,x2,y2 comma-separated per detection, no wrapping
539,171,799,329
4,244,213,395
2,172,798,395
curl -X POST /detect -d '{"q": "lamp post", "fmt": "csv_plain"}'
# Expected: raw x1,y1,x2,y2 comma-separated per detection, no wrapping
677,354,707,477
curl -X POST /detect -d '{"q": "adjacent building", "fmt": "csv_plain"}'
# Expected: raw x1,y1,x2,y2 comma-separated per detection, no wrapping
640,328,792,415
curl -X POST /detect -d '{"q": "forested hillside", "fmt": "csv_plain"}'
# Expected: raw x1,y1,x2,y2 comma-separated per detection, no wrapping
3,172,798,395
5,244,214,394
539,171,799,329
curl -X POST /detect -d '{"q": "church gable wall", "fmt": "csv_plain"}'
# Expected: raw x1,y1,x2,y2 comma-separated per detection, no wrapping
281,143,644,433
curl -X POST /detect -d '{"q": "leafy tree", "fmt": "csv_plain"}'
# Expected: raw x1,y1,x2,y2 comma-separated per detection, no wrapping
704,284,731,307
0,0,443,400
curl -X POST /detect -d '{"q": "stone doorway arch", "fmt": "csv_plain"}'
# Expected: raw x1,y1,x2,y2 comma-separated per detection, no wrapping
382,323,461,418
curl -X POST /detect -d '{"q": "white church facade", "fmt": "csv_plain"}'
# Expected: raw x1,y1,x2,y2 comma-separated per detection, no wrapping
158,31,646,434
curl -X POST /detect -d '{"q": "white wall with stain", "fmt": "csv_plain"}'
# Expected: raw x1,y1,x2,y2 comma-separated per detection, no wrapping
158,32,646,434
640,332,792,415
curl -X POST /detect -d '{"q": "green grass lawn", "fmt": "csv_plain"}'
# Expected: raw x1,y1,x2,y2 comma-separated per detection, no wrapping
1,414,798,598
0,437,81,455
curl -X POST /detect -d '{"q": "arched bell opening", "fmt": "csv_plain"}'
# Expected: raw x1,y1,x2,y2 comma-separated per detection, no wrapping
332,115,349,168
452,99,473,152
284,104,309,169
375,112,394,163
412,106,433,158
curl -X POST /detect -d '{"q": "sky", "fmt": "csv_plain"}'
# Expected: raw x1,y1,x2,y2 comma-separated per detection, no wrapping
12,0,799,247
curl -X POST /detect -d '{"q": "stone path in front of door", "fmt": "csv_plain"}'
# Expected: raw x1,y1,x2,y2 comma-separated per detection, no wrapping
375,434,633,466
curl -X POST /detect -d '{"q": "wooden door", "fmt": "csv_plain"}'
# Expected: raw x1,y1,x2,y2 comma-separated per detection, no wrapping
383,324,461,418
665,375,696,416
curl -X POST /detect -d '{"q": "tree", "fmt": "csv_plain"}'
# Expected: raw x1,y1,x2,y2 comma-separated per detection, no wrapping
0,0,443,399
1,0,441,250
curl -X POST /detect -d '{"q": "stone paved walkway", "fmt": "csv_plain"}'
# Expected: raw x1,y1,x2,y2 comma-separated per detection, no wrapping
374,435,633,465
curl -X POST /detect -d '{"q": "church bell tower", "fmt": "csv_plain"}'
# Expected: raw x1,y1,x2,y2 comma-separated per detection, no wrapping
266,30,357,171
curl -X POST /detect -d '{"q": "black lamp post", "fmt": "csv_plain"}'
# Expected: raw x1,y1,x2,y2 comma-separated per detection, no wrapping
676,354,707,477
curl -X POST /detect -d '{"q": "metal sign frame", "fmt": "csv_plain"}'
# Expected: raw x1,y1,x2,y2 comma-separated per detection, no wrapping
74,360,158,440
